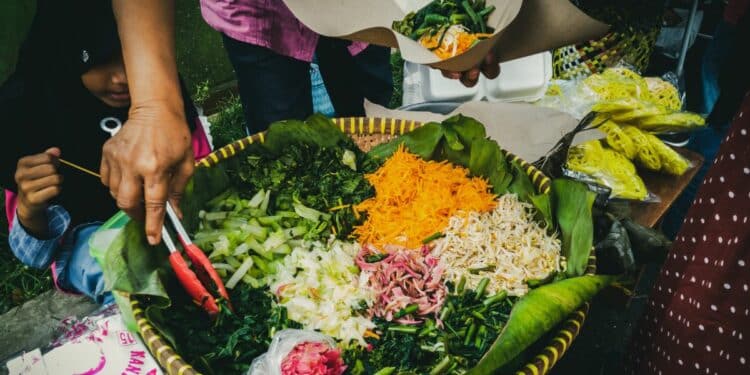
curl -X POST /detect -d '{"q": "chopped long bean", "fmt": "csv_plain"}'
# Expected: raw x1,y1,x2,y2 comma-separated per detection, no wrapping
464,322,478,346
394,303,420,319
475,277,490,300
388,325,419,334
430,356,454,375
483,291,508,307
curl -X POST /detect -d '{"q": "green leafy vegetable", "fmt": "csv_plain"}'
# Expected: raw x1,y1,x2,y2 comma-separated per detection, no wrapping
157,286,300,374
344,287,513,374
230,139,376,238
369,114,514,196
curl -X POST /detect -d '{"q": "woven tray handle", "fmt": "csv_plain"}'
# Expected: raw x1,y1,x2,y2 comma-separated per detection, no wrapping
130,299,199,375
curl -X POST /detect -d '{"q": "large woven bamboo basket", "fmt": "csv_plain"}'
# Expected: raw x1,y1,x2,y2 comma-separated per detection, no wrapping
129,117,597,375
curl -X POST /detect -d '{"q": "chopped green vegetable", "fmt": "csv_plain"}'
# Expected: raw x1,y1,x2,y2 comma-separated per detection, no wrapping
392,0,496,38
421,231,444,244
231,139,376,238
394,304,420,319
226,256,253,289
157,286,300,374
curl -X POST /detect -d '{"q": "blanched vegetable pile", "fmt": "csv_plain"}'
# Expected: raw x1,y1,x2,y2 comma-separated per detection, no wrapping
392,0,496,59
100,114,613,375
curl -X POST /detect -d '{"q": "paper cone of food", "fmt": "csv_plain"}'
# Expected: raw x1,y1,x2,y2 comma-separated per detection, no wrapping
282,0,609,71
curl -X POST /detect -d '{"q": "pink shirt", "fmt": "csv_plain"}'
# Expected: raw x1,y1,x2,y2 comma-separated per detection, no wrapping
199,0,367,62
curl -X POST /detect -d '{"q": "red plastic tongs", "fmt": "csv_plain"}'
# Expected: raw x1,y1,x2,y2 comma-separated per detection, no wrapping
163,202,232,316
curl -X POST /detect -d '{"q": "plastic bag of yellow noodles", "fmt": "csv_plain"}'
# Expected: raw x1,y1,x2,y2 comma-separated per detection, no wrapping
597,119,692,176
566,140,649,201
623,126,692,176
583,67,705,133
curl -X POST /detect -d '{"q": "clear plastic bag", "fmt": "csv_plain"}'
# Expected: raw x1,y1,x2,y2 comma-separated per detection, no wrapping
538,65,704,133
566,140,655,201
622,126,693,176
247,329,339,375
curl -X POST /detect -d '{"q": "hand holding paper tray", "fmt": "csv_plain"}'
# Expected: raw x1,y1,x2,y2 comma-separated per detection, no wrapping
282,0,610,72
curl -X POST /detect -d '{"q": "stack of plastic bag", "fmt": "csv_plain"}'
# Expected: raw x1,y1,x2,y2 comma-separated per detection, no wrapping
543,67,701,201
566,119,693,201
539,66,705,133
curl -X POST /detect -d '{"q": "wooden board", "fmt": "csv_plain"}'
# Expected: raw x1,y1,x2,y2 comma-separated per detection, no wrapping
629,148,705,228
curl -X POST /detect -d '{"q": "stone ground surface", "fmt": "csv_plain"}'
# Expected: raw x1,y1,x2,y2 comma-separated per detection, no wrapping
0,290,98,374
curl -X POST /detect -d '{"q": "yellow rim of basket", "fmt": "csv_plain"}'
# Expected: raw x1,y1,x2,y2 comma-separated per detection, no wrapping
132,117,595,375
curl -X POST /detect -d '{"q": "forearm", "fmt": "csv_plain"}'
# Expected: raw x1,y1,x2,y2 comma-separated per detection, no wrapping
112,0,183,113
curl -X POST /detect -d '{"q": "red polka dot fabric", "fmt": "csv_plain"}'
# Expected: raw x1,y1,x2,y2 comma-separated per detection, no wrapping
628,93,750,374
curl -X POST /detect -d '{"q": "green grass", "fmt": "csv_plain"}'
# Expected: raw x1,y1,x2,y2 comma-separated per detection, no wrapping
0,0,36,85
0,193,53,315
208,95,247,147
389,51,404,109
175,0,236,96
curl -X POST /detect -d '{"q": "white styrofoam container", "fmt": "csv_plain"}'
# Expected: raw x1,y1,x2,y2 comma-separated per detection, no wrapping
402,51,552,106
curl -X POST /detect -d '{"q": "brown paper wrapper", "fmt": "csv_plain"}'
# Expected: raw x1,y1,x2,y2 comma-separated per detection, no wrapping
283,0,609,71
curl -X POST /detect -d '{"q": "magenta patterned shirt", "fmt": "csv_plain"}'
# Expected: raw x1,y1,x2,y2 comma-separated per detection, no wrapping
200,0,367,62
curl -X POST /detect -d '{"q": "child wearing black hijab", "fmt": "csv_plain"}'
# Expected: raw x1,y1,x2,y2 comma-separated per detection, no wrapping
0,0,212,304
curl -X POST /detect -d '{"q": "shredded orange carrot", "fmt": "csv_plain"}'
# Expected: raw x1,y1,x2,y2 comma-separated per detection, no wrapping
353,146,497,250
419,26,492,60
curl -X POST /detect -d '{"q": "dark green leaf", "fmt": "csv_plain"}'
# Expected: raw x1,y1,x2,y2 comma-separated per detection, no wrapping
369,122,445,161
470,139,512,195
551,179,596,277
262,114,348,155
622,218,671,264
595,214,636,274
443,126,464,151
529,194,554,230
444,114,486,144
507,162,536,200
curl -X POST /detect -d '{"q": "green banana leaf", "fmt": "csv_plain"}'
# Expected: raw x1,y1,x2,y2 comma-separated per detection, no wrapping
368,122,445,161
261,114,352,155
468,275,614,375
552,179,596,277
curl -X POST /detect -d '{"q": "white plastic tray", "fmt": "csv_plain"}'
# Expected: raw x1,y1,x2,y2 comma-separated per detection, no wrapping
402,51,552,106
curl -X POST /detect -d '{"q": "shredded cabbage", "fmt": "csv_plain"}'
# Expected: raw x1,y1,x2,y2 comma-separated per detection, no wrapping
270,239,375,346
434,194,562,296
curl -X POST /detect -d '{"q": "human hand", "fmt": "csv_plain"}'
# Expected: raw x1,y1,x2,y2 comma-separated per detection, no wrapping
100,101,194,245
440,50,501,87
15,148,63,236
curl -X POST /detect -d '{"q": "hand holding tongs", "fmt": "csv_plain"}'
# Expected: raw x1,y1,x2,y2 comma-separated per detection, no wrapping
58,153,232,316
163,202,232,315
